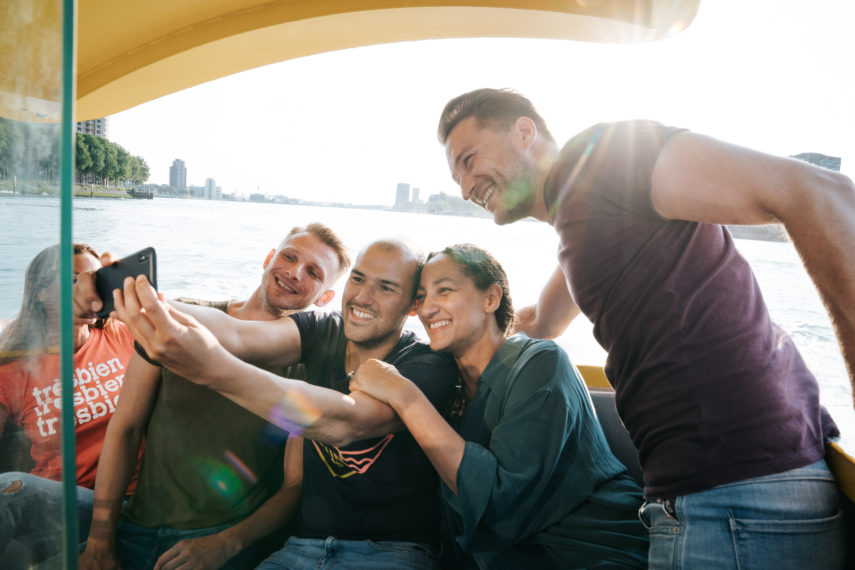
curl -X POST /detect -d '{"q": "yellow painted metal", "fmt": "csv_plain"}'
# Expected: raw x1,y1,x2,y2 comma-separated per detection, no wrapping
578,364,612,390
827,440,855,502
0,0,701,122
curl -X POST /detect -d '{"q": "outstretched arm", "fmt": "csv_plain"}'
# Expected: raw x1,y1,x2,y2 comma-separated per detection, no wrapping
168,300,302,368
114,276,402,446
80,354,161,570
73,261,301,369
513,266,581,339
652,131,855,398
153,435,304,570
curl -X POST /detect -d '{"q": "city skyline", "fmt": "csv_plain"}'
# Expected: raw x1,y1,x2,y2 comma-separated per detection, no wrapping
109,0,854,206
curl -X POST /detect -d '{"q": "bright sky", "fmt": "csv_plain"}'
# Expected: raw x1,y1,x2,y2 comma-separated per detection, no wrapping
109,0,855,206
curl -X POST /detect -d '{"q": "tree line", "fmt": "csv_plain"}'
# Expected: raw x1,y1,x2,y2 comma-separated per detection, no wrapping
0,117,149,188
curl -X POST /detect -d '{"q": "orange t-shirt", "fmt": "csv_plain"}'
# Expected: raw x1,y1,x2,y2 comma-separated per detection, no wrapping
0,322,139,490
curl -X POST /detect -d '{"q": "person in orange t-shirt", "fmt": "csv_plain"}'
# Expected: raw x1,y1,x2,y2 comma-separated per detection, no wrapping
0,244,138,566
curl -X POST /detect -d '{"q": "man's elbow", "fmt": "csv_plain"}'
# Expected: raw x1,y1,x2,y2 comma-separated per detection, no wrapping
308,422,360,447
311,419,396,447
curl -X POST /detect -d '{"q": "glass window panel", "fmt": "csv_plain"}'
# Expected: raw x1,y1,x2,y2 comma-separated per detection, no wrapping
1,0,70,566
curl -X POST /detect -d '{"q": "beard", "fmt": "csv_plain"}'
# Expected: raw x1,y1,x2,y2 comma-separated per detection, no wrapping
493,163,538,225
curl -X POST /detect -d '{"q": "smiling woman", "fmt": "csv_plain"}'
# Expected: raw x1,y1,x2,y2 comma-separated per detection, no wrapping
0,244,138,567
351,244,649,568
3,0,855,567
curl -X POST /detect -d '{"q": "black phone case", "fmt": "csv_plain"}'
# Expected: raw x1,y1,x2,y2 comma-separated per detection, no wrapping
94,247,158,318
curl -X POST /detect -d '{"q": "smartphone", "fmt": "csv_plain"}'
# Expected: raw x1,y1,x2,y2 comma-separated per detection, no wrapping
94,247,158,318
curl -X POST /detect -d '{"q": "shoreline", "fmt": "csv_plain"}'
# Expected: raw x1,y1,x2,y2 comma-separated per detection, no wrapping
1,191,792,242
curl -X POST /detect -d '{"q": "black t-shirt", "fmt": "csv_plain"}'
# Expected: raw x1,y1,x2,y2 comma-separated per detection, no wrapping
291,311,457,544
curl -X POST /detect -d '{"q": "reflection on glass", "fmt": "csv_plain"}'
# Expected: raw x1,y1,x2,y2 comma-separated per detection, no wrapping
1,0,68,566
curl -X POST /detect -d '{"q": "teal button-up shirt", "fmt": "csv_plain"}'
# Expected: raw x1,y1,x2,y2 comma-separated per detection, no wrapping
443,335,648,569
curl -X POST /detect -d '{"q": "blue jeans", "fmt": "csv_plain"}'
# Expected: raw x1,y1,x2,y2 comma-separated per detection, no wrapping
638,458,844,569
0,472,94,565
116,520,271,570
257,536,440,570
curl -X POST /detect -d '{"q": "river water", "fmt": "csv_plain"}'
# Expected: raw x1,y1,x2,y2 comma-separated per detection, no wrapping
2,194,852,427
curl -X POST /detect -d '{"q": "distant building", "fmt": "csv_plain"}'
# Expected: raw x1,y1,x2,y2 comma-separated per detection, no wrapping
412,187,420,203
204,178,220,200
791,152,841,171
395,182,410,209
169,159,187,192
76,117,108,138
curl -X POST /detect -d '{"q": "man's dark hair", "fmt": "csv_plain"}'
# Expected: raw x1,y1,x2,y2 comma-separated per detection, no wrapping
437,88,555,145
428,243,514,334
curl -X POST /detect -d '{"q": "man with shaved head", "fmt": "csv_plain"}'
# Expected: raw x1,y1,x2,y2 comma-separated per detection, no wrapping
79,238,457,569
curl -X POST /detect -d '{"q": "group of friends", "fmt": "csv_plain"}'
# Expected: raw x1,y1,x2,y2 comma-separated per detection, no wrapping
2,88,854,569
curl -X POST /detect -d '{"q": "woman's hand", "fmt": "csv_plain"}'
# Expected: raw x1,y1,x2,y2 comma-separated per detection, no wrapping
350,359,410,406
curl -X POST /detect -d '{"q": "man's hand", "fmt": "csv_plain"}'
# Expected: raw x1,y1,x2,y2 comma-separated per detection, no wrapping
511,266,580,339
511,304,537,336
79,543,122,570
350,359,412,407
154,533,240,570
73,252,118,320
112,274,227,383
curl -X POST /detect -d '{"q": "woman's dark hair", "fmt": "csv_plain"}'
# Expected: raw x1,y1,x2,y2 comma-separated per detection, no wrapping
0,243,101,356
428,243,514,334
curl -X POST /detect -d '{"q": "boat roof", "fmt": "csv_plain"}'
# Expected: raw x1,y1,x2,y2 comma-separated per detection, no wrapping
2,0,700,122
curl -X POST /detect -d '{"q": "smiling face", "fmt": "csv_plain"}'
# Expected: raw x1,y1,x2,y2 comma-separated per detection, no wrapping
341,243,419,349
260,231,340,314
445,116,540,225
417,253,498,357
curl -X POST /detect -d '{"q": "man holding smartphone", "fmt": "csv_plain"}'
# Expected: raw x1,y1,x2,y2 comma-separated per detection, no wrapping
82,238,458,569
76,223,351,570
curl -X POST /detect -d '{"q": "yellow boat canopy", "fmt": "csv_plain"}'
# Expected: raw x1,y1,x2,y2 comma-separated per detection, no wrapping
2,0,700,122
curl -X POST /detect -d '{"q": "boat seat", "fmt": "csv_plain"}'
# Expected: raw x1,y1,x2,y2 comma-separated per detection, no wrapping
588,388,644,486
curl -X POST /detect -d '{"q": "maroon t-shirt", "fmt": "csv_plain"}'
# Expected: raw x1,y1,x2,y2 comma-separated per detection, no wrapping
545,120,837,498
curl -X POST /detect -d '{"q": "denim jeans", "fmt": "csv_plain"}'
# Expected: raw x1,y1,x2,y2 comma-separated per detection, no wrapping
638,458,844,569
115,520,270,570
0,472,94,565
257,536,440,570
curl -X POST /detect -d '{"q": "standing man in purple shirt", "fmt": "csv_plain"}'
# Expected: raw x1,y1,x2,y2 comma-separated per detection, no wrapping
435,88,854,568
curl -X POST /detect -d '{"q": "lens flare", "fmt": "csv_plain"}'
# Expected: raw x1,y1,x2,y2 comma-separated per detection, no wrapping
224,449,258,484
668,20,688,37
199,458,245,503
268,391,322,436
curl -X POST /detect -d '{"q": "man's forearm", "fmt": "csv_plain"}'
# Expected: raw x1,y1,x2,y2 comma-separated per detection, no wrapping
777,169,855,393
86,424,143,546
215,461,301,553
514,266,580,339
208,358,401,446
170,301,246,354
